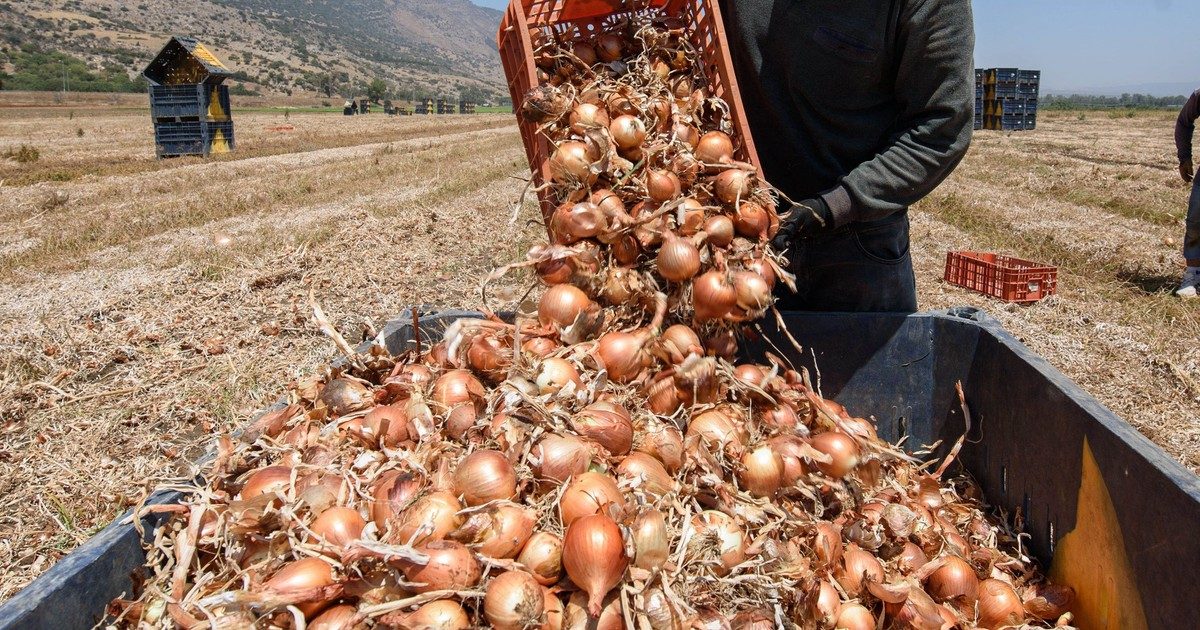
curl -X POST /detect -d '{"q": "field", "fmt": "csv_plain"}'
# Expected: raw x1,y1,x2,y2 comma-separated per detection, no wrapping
0,101,1196,601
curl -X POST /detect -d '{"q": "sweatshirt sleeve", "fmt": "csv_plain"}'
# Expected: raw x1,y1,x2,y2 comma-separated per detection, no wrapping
823,0,975,226
1177,91,1200,164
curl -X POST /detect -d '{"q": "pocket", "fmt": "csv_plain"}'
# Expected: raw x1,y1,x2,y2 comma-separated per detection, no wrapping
852,217,910,265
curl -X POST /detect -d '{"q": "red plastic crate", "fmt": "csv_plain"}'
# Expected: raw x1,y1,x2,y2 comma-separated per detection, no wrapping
497,0,760,222
944,251,1058,303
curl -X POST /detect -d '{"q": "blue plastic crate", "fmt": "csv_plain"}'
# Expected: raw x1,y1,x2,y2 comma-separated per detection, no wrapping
149,84,231,121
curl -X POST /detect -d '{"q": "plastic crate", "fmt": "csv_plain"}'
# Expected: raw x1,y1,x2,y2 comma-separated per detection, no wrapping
497,0,759,221
149,84,231,121
153,120,235,158
945,251,1057,302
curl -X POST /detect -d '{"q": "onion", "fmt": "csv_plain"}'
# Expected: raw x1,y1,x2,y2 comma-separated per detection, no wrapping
531,434,592,484
733,270,773,313
977,579,1025,629
611,233,641,266
696,131,734,164
609,115,647,151
550,141,594,183
744,257,777,289
309,604,360,630
692,270,737,321
714,169,753,205
539,284,592,327
522,336,559,358
517,531,563,586
689,511,745,575
760,404,799,430
673,122,700,148
1023,583,1074,621
834,604,875,630
671,75,693,100
616,452,676,497
687,407,748,454
813,580,840,626
369,470,425,531
595,331,649,384
646,169,681,203
898,542,929,573
591,189,629,224
398,540,481,592
703,327,739,359
645,374,683,415
677,197,706,236
739,444,784,498
320,378,373,416
573,401,634,454
535,357,583,395
563,514,628,616
837,544,884,596
768,435,810,485
733,200,770,239
925,556,979,604
657,232,701,282
484,571,545,630
635,419,685,472
560,471,626,525
631,508,669,571
451,501,535,559
570,40,597,65
595,33,623,62
543,587,566,629
454,450,517,506
309,506,365,549
643,586,682,630
810,432,860,479
732,610,774,630
402,599,471,629
239,466,292,500
431,369,485,411
569,102,609,133
359,404,413,448
552,201,606,243
657,324,702,362
704,215,735,248
264,557,335,617
565,591,623,630
396,491,463,545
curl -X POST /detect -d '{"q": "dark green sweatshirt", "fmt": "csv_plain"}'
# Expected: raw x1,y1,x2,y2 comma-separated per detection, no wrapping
721,0,976,226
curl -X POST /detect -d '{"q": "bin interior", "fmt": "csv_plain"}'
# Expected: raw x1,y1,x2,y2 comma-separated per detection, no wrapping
1,309,1196,629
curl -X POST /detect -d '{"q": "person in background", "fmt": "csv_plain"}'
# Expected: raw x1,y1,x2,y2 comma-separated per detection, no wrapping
1175,89,1200,298
722,0,975,312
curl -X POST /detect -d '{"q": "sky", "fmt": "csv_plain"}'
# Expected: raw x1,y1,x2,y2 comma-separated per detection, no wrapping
471,0,1199,94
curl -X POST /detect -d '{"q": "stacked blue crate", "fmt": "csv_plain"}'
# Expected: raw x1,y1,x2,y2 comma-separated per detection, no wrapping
981,67,1040,131
141,37,237,158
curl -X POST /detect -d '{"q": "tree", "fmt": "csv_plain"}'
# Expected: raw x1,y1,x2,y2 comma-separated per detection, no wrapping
366,78,387,103
318,73,336,98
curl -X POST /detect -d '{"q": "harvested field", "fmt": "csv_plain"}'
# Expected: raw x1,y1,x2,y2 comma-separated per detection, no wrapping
0,105,1195,600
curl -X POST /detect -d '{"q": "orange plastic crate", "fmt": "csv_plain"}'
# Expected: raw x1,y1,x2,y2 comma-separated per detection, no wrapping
944,251,1058,303
497,0,760,222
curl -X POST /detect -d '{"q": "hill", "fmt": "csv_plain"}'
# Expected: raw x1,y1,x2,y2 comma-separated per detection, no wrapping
0,0,508,102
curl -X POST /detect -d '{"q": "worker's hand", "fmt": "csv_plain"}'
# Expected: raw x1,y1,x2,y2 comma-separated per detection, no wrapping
1181,161,1194,184
771,197,834,253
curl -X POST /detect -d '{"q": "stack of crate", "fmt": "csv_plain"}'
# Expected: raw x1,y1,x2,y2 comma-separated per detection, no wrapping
974,69,984,130
982,67,1040,131
415,98,434,115
142,37,236,158
436,98,456,114
459,100,477,115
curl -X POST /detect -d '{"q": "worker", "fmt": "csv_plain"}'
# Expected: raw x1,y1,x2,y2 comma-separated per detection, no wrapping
723,1,975,312
1175,88,1200,298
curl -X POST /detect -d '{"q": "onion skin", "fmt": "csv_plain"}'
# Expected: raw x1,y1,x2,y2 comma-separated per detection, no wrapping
657,232,702,282
517,531,564,586
563,514,629,617
531,433,592,484
837,544,884,597
631,508,670,571
834,604,876,630
239,466,292,500
689,511,746,575
616,452,676,497
609,115,647,151
308,604,360,630
453,450,518,506
704,215,735,248
594,333,648,385
696,131,734,164
450,501,536,559
714,169,753,205
550,141,595,183
739,445,784,498
536,357,583,395
484,571,545,630
692,270,737,322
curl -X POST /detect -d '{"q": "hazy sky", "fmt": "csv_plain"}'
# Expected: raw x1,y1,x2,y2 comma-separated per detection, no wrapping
471,0,1199,92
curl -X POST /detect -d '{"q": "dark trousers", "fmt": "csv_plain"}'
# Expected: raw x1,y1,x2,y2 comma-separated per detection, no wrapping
1186,182,1200,261
775,212,918,313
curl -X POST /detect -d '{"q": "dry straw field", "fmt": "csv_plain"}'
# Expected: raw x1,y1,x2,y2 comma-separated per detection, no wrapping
0,102,1196,600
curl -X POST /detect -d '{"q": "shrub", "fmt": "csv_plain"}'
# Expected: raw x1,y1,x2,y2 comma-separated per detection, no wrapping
4,144,39,163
